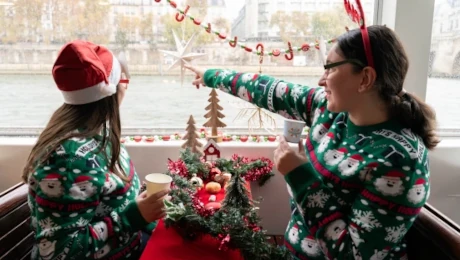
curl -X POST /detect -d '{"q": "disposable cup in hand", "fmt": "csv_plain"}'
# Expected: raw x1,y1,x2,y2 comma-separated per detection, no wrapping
284,119,306,143
145,173,172,197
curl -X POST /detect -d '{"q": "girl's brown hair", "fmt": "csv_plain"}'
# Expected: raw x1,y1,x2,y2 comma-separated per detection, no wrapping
22,92,127,182
337,25,439,150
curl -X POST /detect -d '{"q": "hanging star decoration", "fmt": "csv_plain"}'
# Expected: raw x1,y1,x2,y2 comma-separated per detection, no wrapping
158,30,207,87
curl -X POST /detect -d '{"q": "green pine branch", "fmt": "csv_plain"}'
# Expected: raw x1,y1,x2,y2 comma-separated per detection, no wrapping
163,148,292,260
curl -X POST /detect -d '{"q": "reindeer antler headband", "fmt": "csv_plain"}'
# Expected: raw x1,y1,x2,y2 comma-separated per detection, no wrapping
344,0,374,69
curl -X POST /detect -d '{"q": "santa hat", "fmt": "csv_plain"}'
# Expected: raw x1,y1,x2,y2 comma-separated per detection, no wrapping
305,235,316,241
366,162,378,169
43,173,62,181
103,217,115,237
414,178,426,187
337,147,348,154
322,123,331,129
74,175,92,185
52,40,129,105
384,171,405,179
349,154,363,161
292,224,302,232
350,222,360,229
89,227,99,240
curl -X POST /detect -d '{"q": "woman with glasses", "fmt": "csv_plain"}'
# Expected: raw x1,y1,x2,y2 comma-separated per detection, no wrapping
22,40,168,260
185,25,438,259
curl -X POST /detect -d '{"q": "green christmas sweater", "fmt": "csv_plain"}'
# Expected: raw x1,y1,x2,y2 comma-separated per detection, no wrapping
27,135,149,260
203,69,430,260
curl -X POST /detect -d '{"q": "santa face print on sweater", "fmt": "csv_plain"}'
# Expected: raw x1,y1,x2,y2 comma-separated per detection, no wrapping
312,107,325,126
323,147,347,166
317,132,334,153
103,173,118,195
288,224,301,244
69,176,97,200
324,219,346,240
94,244,111,259
38,238,56,260
92,222,109,242
276,82,288,99
237,86,252,102
374,171,405,196
338,154,363,177
407,178,427,204
241,73,255,83
39,174,64,198
312,123,330,142
300,236,321,257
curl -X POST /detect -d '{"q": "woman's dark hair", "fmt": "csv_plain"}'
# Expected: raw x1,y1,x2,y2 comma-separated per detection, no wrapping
337,25,439,150
22,92,127,183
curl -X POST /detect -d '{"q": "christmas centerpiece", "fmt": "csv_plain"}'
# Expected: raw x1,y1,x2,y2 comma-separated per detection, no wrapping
163,148,292,260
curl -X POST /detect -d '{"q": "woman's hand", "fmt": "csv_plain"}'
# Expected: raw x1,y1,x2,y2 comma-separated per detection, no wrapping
274,136,309,175
184,64,206,89
136,189,170,222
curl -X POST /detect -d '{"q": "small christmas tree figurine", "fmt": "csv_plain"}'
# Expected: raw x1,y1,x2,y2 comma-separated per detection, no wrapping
182,115,203,156
203,88,226,142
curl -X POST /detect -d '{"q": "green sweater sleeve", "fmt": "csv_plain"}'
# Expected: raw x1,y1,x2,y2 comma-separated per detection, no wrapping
203,69,326,127
285,160,427,259
29,144,148,259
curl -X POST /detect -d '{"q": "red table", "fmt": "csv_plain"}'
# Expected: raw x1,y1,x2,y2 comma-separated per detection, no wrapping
140,182,251,260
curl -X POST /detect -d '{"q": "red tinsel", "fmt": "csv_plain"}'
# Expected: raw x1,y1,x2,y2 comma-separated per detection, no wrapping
192,194,215,218
218,234,231,251
246,157,274,182
167,158,189,178
243,216,261,232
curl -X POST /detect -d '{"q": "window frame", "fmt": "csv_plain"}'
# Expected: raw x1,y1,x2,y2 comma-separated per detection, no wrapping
376,0,460,137
1,0,458,137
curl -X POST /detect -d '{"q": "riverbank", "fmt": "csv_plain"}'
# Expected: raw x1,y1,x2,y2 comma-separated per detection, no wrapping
0,64,324,76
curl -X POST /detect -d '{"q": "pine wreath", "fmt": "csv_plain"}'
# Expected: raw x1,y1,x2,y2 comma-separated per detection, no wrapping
163,148,293,260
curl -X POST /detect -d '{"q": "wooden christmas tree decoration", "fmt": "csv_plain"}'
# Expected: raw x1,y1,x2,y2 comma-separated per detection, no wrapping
182,115,203,156
203,88,226,143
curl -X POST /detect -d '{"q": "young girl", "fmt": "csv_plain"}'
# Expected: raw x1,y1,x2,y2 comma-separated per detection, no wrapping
23,40,168,260
186,25,437,260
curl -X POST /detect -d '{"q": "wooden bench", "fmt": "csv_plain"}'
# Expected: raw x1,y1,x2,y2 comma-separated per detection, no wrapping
406,203,460,260
0,182,33,260
1,182,460,260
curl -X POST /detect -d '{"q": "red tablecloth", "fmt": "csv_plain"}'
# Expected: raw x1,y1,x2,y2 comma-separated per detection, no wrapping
140,182,251,260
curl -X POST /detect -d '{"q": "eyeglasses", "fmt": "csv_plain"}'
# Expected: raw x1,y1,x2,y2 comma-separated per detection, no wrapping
323,59,366,77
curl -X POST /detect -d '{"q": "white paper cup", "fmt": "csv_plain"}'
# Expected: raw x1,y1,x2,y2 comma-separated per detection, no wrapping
145,173,172,197
284,119,306,143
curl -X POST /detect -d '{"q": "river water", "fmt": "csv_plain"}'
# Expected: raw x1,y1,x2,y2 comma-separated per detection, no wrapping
0,75,458,131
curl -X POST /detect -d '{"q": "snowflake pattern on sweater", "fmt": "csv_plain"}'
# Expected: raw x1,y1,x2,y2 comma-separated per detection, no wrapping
27,135,148,260
203,69,429,260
